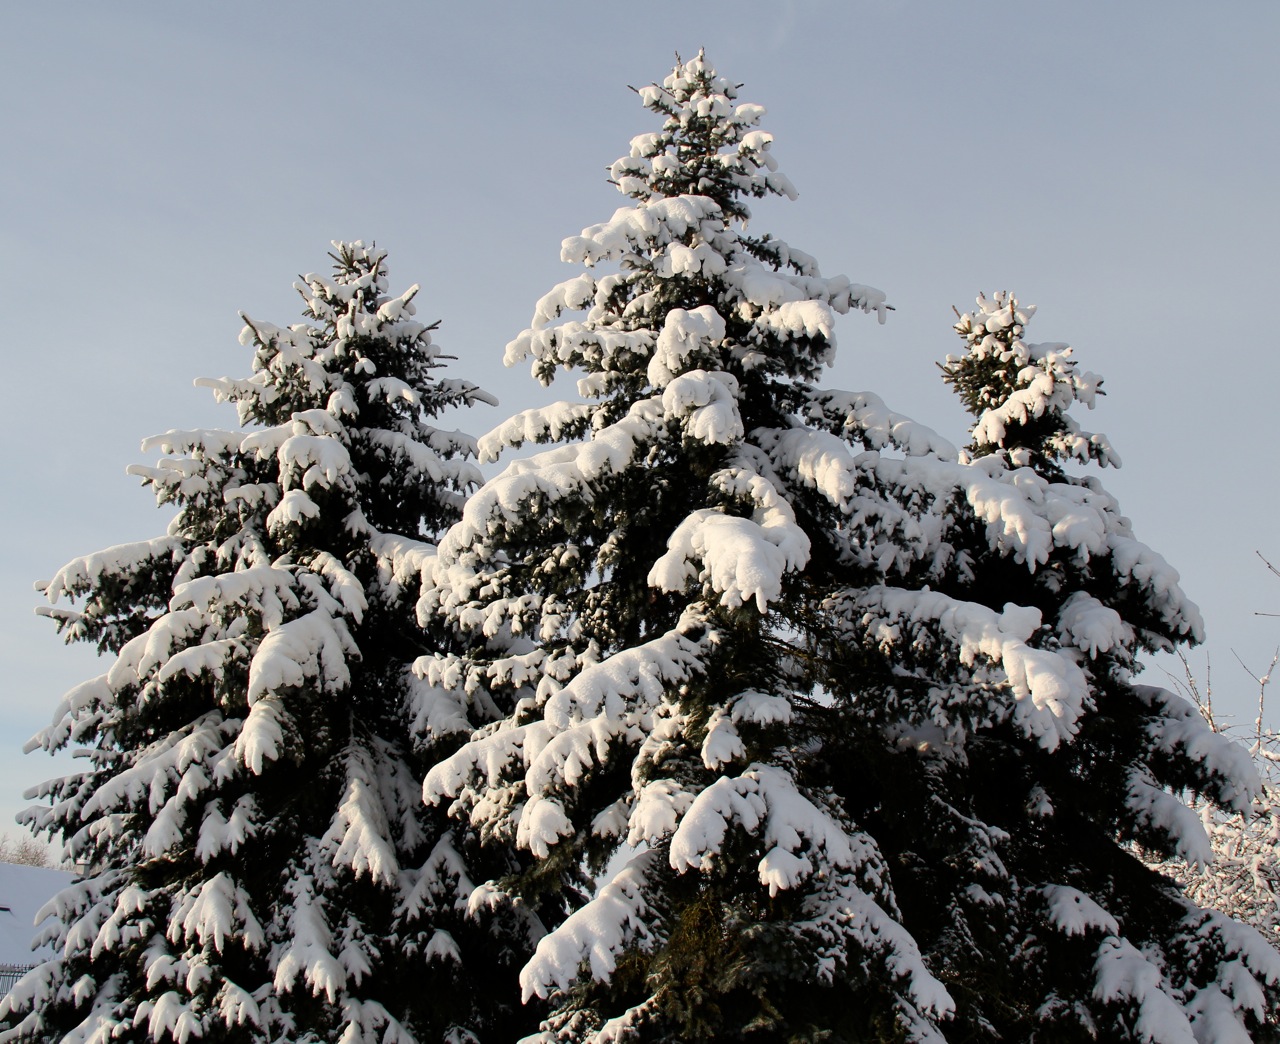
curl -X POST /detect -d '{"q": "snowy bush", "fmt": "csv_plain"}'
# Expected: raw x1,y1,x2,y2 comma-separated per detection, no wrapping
1145,645,1280,945
0,835,55,869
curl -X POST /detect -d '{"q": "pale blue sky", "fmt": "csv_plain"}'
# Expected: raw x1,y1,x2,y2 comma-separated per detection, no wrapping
2,1,1277,837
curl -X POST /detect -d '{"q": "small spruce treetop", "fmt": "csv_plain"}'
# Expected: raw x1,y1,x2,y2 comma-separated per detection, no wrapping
940,290,1118,475
608,54,797,219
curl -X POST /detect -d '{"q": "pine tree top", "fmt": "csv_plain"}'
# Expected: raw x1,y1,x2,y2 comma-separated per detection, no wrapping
610,49,797,220
941,291,1119,474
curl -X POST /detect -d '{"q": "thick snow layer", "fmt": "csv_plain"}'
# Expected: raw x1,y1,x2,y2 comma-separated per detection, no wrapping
0,862,74,964
437,403,663,564
478,402,596,461
1131,685,1260,814
504,320,654,376
1186,984,1254,1044
856,587,1089,751
1041,884,1119,937
660,370,743,445
1092,936,1197,1044
692,704,784,797
561,198,722,268
797,870,955,1033
36,537,184,609
648,307,725,387
326,745,400,885
169,871,266,954
424,617,714,860
520,849,659,1001
1126,768,1214,865
648,464,809,613
819,448,1205,641
1056,592,1134,657
670,763,856,893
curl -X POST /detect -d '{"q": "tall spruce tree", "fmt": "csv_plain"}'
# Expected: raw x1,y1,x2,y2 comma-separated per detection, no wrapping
423,53,959,1041
2,244,535,1043
423,57,1280,1042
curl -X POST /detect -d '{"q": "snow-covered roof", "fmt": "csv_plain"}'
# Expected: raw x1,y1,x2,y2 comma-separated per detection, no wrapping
0,862,73,965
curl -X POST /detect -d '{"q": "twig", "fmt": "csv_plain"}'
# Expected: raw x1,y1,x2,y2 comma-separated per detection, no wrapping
1258,551,1280,581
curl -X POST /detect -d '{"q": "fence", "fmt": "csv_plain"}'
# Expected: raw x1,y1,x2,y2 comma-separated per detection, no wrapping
0,963,33,997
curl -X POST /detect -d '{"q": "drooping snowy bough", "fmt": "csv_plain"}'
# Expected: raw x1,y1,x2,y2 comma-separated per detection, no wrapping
5,245,534,1044
423,57,1279,1041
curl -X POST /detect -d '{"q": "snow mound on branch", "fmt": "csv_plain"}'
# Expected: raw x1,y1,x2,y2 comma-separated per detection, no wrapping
661,370,743,444
648,307,725,387
649,466,809,612
857,588,1089,751
1041,884,1119,937
520,849,660,1001
1092,937,1196,1044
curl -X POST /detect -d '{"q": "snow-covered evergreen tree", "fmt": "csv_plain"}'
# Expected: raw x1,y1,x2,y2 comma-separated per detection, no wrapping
423,55,1280,1042
422,52,950,1041
816,291,1280,1040
2,244,534,1043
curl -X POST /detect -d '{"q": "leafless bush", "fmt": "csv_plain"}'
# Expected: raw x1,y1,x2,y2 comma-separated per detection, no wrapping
0,833,55,868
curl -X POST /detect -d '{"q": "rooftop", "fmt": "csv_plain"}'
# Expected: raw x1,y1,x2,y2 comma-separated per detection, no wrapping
0,862,74,966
